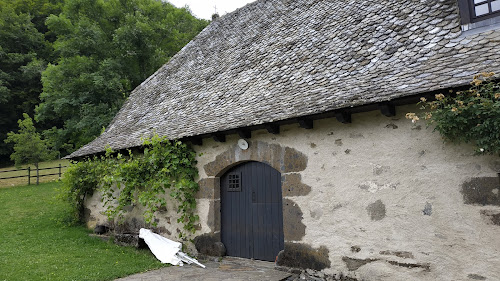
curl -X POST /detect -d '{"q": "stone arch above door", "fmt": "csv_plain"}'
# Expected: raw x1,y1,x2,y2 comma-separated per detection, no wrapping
195,141,311,252
203,141,308,177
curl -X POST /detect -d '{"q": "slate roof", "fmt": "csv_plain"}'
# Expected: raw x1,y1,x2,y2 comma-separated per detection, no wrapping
68,0,500,158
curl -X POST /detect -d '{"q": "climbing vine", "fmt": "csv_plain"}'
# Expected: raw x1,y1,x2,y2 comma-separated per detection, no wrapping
406,72,500,155
61,134,199,235
61,156,105,224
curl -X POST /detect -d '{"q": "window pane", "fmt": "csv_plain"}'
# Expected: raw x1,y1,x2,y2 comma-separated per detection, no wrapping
474,0,487,4
492,0,500,11
475,3,490,16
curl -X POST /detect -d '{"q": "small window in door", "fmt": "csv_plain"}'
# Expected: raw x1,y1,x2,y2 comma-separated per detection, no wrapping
228,173,241,192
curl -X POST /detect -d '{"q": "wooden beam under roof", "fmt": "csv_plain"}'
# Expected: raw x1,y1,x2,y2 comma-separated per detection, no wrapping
190,137,203,146
298,118,313,129
335,111,351,124
212,133,226,142
378,102,396,117
237,129,251,139
265,124,280,134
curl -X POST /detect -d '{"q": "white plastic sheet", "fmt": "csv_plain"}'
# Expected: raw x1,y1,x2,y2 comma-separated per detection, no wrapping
139,228,205,268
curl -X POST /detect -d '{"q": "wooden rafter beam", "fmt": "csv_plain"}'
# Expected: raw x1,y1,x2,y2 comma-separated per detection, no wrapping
298,118,313,129
237,129,251,139
335,111,351,124
378,102,396,117
212,134,226,142
190,137,203,146
265,124,280,134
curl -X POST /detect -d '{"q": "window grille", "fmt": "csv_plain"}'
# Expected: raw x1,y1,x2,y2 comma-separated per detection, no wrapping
228,173,241,192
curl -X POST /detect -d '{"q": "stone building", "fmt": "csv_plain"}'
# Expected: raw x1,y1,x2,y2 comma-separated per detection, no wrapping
68,0,500,280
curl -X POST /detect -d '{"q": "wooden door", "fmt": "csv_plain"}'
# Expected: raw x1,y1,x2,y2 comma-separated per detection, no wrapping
221,161,284,261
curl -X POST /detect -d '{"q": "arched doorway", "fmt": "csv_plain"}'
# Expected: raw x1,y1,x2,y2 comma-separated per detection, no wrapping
220,161,284,261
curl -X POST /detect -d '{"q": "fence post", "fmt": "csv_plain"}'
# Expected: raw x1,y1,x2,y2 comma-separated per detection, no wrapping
28,167,31,185
59,164,62,180
36,165,39,185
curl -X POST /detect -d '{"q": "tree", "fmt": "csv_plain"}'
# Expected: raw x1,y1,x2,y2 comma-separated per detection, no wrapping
0,0,64,38
36,0,209,155
4,114,56,175
0,5,45,165
0,0,63,166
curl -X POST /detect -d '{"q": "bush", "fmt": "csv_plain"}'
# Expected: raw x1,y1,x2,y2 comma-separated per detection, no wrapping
60,157,105,224
407,72,500,155
61,135,199,235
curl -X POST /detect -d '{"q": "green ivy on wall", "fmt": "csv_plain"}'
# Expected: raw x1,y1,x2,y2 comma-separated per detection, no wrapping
407,72,500,156
61,134,199,236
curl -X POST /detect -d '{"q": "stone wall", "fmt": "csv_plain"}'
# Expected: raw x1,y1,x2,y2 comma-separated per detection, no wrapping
84,104,500,280
193,104,500,281
84,186,204,253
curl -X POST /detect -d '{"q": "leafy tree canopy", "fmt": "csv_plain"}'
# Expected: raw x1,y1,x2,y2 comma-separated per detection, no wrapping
0,1,59,165
36,0,209,155
0,0,64,37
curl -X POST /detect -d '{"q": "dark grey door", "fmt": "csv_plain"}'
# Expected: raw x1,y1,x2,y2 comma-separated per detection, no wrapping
221,161,284,261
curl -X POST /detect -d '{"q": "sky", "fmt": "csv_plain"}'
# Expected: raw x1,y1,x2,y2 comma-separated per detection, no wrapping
167,0,256,20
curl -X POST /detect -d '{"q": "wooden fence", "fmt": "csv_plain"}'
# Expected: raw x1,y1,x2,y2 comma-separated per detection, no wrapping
0,164,66,185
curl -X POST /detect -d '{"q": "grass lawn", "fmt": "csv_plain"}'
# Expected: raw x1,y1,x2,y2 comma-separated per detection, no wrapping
0,182,165,280
0,159,70,188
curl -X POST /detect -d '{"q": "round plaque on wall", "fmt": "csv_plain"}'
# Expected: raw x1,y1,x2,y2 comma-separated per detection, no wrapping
237,139,249,150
